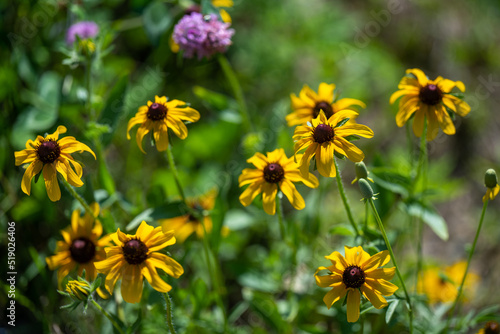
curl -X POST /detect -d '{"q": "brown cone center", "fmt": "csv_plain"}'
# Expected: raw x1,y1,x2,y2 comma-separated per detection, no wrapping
342,265,366,288
419,84,442,105
263,163,284,183
70,237,96,263
37,140,61,164
313,101,334,119
147,103,168,121
313,124,334,143
122,238,149,265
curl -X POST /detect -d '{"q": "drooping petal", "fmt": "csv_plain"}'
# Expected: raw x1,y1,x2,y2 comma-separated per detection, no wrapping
360,284,388,309
299,143,317,177
166,117,188,139
120,264,144,303
395,97,419,127
59,137,96,159
285,170,319,188
135,122,152,154
127,114,147,139
406,68,428,87
365,278,398,296
43,163,61,201
335,137,364,162
324,251,348,273
261,182,278,215
148,253,184,278
445,95,471,117
412,108,426,138
316,143,335,177
367,267,396,280
323,283,347,308
315,272,342,287
279,179,305,210
238,169,264,186
153,122,169,151
362,250,390,272
143,262,172,293
335,124,374,138
426,109,440,141
239,180,264,207
334,98,366,111
15,149,37,165
21,160,43,195
346,289,361,322
435,105,456,135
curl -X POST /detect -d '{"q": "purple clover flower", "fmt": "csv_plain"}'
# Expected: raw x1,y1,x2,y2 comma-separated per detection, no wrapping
173,13,234,60
66,21,99,44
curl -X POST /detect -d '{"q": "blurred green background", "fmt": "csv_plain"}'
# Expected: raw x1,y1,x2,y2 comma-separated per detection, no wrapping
1,0,500,333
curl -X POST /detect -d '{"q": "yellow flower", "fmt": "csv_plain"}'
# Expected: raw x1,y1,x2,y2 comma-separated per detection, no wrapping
160,189,229,242
418,261,479,304
238,148,319,215
94,221,184,303
14,125,96,202
390,68,471,141
477,321,499,334
483,169,499,202
127,95,200,154
46,203,111,286
212,0,233,23
315,246,398,323
293,110,374,178
286,83,366,127
65,280,91,301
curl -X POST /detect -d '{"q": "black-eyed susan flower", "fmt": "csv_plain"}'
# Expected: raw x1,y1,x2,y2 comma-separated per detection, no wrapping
14,125,96,202
315,246,398,323
483,169,499,202
127,95,200,153
293,110,374,178
418,261,479,304
286,83,366,127
159,189,229,242
238,148,319,215
390,68,471,141
46,203,111,286
94,221,183,304
477,321,500,334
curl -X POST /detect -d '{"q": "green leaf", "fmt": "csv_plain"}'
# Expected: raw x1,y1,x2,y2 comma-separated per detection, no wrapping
385,299,399,323
329,225,354,236
370,168,411,198
201,0,221,16
143,1,173,46
193,85,230,111
126,201,185,230
334,151,346,160
343,135,360,141
128,313,142,334
100,76,128,147
404,202,449,240
334,117,350,128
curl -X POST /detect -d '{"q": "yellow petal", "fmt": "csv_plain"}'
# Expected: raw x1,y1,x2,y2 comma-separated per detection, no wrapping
367,267,396,280
136,122,152,154
262,182,278,215
21,160,43,195
285,170,319,189
15,149,37,166
426,109,440,141
238,169,263,186
148,253,184,278
279,179,305,210
346,289,361,322
59,137,96,159
43,163,61,201
360,284,388,309
247,152,269,169
168,107,201,122
412,108,426,138
315,273,342,288
406,68,428,87
365,278,398,296
127,114,147,140
317,83,335,102
299,143,317,177
166,117,188,139
395,96,419,127
324,251,348,273
143,261,172,293
316,143,335,177
239,180,263,207
334,98,366,111
153,122,169,151
121,264,143,303
445,95,471,117
362,250,390,272
323,283,347,308
435,105,455,135
335,124,374,138
335,137,364,162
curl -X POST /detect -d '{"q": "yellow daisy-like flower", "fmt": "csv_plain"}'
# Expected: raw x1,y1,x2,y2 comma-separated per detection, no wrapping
286,83,366,127
14,125,96,202
390,68,471,141
483,169,499,202
212,0,233,23
160,189,229,242
94,221,184,304
418,261,479,304
315,246,398,323
46,203,111,286
238,148,319,215
127,95,200,154
477,321,500,334
293,110,374,178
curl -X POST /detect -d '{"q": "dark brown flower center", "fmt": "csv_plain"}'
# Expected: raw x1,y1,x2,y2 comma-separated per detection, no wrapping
147,103,168,121
263,163,284,183
485,321,500,334
419,84,442,105
313,124,335,143
313,101,334,119
122,238,149,265
70,237,96,263
342,265,365,289
37,140,61,164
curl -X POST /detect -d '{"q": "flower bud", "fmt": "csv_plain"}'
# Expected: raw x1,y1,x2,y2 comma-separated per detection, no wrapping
484,169,498,189
355,162,369,179
358,179,374,200
66,280,91,302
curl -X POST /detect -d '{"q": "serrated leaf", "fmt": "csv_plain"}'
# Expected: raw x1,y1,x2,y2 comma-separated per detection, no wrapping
385,299,399,323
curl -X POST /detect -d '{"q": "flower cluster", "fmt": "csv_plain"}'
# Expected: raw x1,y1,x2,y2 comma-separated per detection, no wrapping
173,12,234,59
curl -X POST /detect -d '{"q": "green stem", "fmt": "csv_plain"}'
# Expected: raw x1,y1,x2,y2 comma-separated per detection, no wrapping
368,199,413,334
200,219,228,331
91,299,125,334
445,200,488,332
166,145,186,203
217,54,252,132
59,177,96,219
164,293,177,334
86,57,95,121
276,193,286,240
334,158,361,236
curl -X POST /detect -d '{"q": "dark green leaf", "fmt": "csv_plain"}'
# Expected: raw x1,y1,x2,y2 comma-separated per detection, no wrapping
385,299,399,323
403,202,449,240
334,118,350,128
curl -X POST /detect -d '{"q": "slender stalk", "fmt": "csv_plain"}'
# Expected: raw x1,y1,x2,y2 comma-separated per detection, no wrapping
276,193,286,240
445,200,489,332
334,158,361,236
368,199,413,334
166,145,186,203
200,219,228,331
217,54,252,132
164,293,177,334
60,176,96,219
91,299,125,334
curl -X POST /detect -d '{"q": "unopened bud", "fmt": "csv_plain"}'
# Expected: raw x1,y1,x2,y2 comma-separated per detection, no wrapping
484,169,498,189
66,280,90,301
355,162,369,179
358,178,374,200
